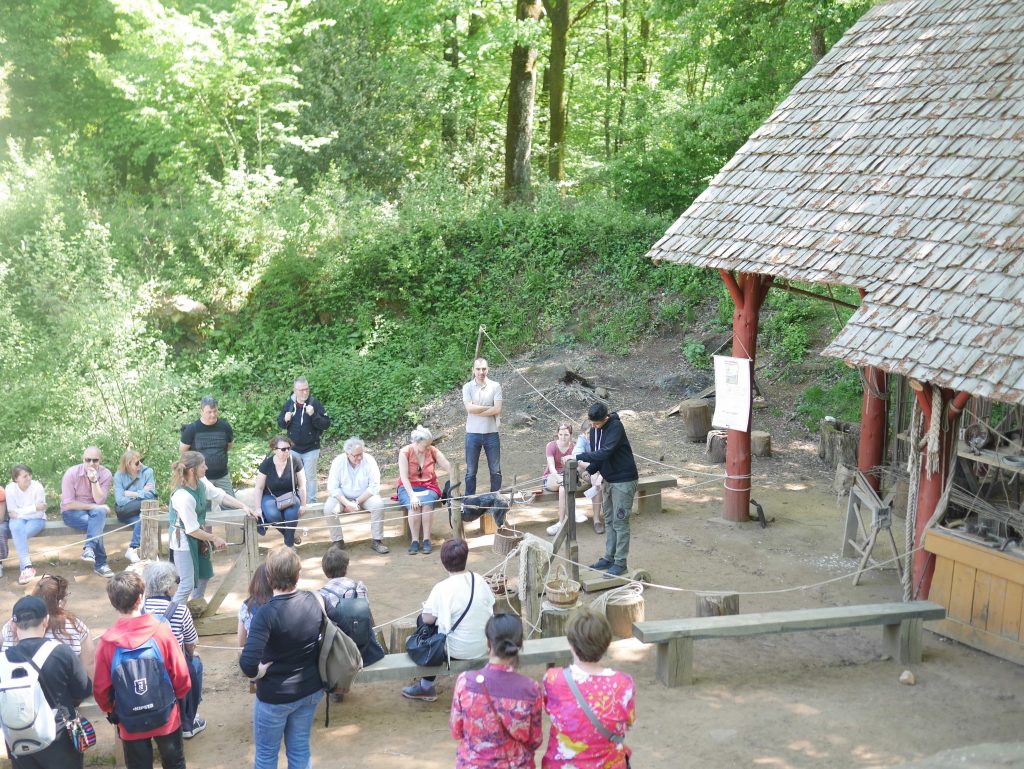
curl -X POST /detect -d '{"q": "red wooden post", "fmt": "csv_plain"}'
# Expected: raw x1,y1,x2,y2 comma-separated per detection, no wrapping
857,365,888,493
718,270,772,522
856,289,888,493
911,384,970,596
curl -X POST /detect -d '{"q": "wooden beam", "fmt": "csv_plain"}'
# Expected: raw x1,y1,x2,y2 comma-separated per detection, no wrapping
773,279,858,309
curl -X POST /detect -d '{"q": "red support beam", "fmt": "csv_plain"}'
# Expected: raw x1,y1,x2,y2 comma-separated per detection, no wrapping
856,289,887,493
911,384,970,597
718,270,773,522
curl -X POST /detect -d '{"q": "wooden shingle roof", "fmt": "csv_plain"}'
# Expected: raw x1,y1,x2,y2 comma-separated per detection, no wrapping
647,0,1024,404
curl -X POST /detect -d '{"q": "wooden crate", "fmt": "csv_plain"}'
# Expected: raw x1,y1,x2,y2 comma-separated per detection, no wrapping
925,528,1024,665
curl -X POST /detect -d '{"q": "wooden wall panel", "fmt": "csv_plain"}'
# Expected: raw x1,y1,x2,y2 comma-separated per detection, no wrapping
1003,582,1023,642
948,561,976,623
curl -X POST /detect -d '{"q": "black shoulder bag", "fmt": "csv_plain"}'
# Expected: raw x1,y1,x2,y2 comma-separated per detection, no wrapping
406,574,476,667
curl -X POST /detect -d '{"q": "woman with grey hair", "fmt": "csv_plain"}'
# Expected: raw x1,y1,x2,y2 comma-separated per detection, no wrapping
324,436,390,554
142,561,206,739
397,426,452,555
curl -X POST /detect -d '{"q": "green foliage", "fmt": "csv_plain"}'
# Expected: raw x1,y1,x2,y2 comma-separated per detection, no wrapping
795,363,863,431
681,340,711,368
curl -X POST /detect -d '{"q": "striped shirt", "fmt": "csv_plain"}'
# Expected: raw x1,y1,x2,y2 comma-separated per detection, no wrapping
142,596,199,648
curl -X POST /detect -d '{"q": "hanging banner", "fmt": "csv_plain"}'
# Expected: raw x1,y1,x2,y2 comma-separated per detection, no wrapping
712,355,752,432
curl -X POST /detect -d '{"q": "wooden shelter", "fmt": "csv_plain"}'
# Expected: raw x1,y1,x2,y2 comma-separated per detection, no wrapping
646,0,1024,658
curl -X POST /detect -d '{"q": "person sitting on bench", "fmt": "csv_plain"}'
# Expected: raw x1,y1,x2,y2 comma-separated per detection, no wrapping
60,446,115,578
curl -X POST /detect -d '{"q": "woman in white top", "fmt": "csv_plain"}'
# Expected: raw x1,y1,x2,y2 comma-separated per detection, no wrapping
169,451,254,604
5,464,48,584
401,538,494,702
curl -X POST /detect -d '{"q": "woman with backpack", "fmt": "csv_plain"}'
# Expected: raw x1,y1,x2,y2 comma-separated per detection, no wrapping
318,544,384,677
239,546,323,769
449,613,543,768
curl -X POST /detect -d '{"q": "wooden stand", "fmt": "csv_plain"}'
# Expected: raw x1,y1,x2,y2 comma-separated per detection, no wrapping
195,516,259,636
751,431,772,458
842,473,902,586
708,432,727,464
680,399,712,442
540,600,578,638
696,591,739,617
139,499,162,560
606,597,645,638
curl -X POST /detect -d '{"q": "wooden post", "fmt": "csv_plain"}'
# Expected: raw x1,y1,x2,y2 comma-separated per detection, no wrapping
680,399,712,442
196,515,260,636
718,270,772,522
696,591,739,617
523,544,544,637
540,602,576,638
139,499,162,561
563,459,579,583
857,289,888,494
606,597,644,638
911,384,970,597
656,638,694,687
452,461,464,539
389,618,417,653
474,325,485,361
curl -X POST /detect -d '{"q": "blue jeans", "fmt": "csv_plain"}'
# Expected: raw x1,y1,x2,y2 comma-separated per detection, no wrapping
61,507,108,568
260,496,300,547
253,690,323,769
115,500,143,548
465,432,501,497
180,654,203,730
292,449,319,504
601,480,638,567
9,518,46,569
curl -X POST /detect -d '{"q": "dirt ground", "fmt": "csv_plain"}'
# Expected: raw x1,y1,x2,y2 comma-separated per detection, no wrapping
4,341,1022,768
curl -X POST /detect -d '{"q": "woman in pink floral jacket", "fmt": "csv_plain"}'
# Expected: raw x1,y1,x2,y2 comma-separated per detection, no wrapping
542,608,636,769
450,614,543,768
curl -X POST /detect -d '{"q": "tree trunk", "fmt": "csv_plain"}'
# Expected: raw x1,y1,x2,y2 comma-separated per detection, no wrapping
615,0,628,154
810,26,826,62
504,0,544,203
603,0,612,159
751,430,772,457
818,419,860,470
696,591,739,617
441,14,459,147
680,399,712,442
544,0,569,181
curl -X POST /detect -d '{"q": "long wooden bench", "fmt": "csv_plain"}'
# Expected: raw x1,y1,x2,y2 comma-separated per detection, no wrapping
358,635,574,683
528,474,678,515
633,601,946,687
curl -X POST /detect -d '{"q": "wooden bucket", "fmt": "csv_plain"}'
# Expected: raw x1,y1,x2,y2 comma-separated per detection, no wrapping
544,564,581,608
493,526,524,556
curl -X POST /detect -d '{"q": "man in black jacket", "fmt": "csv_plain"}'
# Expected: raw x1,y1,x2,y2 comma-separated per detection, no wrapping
575,402,639,576
278,377,331,505
2,596,92,768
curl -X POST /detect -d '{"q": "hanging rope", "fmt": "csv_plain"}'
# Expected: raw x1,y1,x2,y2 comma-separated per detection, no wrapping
903,397,922,601
925,386,942,478
588,580,644,614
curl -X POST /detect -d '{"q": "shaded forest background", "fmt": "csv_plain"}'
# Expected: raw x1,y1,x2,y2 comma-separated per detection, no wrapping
0,0,870,492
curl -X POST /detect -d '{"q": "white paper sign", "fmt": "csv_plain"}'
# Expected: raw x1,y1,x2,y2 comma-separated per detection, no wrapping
712,355,753,432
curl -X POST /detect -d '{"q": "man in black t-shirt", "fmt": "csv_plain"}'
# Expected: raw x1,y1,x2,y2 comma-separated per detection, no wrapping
2,596,92,769
179,395,235,494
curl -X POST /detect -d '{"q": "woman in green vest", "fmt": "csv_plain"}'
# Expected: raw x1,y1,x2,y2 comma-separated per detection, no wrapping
169,451,254,605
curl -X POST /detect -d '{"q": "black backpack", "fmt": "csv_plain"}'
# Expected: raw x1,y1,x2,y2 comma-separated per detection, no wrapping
320,586,385,667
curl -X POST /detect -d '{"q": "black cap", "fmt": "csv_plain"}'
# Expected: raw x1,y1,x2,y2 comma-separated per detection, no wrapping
588,402,609,421
12,596,48,625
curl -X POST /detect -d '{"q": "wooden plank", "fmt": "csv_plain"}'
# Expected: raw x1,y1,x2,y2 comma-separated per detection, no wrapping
1003,582,1023,641
929,553,954,609
930,618,1024,666
193,613,238,637
883,618,923,664
637,476,678,491
948,561,976,623
925,529,1024,582
971,570,994,629
632,602,946,644
358,636,575,683
985,576,1008,636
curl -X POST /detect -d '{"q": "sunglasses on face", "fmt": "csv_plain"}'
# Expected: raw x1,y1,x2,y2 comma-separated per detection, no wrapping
276,446,291,452
84,458,100,464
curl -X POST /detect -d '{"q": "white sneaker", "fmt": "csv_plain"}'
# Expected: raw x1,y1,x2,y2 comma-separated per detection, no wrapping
125,547,140,563
18,567,36,585
81,547,96,564
575,512,588,523
546,521,563,536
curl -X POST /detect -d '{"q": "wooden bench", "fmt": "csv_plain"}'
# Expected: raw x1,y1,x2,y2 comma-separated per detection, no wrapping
527,474,678,515
358,635,574,683
632,601,946,687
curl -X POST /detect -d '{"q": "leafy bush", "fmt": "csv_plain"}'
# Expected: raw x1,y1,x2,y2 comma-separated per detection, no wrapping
795,364,863,431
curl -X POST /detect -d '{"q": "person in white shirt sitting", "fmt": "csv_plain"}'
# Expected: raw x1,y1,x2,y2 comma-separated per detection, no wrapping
324,437,389,555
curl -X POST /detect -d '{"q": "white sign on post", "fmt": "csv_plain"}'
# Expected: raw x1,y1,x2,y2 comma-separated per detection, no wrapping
712,355,753,432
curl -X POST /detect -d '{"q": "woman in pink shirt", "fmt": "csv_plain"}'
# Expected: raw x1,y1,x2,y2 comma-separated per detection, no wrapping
450,614,543,768
542,607,636,769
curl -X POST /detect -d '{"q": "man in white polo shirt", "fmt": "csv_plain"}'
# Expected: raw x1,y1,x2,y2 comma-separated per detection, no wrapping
325,437,389,554
462,358,503,498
